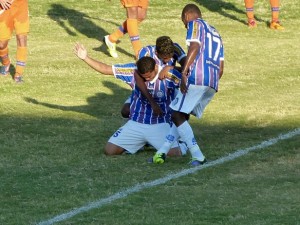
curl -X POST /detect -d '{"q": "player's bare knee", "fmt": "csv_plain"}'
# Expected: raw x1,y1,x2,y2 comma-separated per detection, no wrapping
0,41,9,49
104,142,124,155
121,103,130,118
167,147,182,157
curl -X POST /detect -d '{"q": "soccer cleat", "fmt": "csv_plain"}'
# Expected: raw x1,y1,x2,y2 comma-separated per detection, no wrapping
103,35,118,58
14,75,23,84
270,21,284,30
0,63,10,76
152,153,166,164
190,158,207,166
247,19,257,28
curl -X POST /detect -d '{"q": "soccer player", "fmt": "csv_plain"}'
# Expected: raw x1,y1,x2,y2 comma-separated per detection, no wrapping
151,4,224,166
103,0,148,59
0,0,29,83
244,0,284,29
74,43,186,156
121,35,187,118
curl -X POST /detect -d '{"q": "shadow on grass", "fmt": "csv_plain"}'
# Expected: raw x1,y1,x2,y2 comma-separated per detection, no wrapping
193,0,264,25
47,4,134,58
24,80,131,119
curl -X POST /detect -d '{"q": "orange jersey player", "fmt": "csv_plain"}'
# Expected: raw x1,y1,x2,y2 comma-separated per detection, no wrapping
0,0,29,83
103,0,149,59
244,0,284,29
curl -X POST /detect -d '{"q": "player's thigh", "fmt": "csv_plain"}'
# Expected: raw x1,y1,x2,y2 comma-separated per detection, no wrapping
107,120,146,154
0,13,14,41
170,85,215,116
192,86,216,118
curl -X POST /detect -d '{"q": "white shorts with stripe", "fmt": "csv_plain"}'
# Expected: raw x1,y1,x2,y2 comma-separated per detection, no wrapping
108,120,179,154
170,85,216,118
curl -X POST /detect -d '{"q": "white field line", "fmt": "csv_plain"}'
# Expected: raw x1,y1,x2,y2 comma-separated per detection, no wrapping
37,128,300,225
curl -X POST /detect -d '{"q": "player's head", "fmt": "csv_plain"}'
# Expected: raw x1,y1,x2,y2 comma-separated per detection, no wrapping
155,36,175,64
136,56,156,81
181,4,202,28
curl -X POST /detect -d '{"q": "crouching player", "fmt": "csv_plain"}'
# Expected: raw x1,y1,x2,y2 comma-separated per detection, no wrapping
74,43,186,156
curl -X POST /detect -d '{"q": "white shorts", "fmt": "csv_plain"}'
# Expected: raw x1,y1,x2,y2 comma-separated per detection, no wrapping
108,120,179,154
170,85,216,118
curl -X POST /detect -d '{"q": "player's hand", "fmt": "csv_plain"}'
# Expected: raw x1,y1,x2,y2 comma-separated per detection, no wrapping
151,103,164,116
0,0,13,10
74,42,87,60
158,66,172,80
180,74,188,94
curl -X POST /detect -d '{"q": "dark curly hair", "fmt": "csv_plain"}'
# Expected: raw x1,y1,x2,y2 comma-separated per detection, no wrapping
136,56,156,74
156,36,175,56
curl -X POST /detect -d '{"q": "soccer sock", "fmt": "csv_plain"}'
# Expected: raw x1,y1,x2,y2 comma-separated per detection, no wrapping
157,124,179,155
0,47,10,66
270,0,280,22
109,21,127,43
244,0,255,21
177,121,205,161
15,46,27,76
126,18,142,57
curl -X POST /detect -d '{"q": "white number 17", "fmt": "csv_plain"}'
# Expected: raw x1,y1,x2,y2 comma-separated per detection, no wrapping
206,32,221,61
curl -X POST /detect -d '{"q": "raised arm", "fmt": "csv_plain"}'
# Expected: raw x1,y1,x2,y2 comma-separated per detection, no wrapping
74,43,113,75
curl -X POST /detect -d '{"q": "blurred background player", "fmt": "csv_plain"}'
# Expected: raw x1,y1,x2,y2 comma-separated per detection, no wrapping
152,4,224,166
0,0,29,83
103,0,148,59
244,0,284,29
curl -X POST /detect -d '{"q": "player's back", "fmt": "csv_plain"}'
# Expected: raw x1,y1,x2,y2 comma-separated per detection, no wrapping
186,18,224,91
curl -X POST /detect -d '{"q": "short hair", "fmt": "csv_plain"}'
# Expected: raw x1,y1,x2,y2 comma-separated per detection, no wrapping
156,36,175,56
136,56,156,74
182,4,202,19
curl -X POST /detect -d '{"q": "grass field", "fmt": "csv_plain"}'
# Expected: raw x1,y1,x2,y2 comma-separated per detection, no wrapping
0,0,299,224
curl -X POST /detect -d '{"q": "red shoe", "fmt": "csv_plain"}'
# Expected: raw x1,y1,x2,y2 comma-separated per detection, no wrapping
248,19,257,28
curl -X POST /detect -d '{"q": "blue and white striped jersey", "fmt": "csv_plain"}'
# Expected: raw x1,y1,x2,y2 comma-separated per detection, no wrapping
112,63,181,125
112,62,136,89
137,43,186,67
185,18,224,91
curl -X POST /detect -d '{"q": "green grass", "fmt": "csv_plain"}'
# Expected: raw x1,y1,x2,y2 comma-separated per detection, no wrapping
0,0,299,224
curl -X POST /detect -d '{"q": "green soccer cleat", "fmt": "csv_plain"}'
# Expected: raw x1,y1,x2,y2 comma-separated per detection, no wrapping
152,153,166,164
103,35,118,58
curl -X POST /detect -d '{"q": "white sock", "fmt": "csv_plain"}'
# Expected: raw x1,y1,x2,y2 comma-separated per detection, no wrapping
177,121,205,161
157,124,179,154
189,145,205,161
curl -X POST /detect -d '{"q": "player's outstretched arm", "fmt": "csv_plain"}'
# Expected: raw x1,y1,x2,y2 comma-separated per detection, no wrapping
74,42,113,75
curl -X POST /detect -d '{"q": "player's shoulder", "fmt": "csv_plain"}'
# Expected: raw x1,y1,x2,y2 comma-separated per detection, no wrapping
173,43,186,56
138,45,155,58
165,69,181,85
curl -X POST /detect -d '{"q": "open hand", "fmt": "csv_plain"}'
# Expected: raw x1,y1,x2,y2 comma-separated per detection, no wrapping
74,42,87,60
